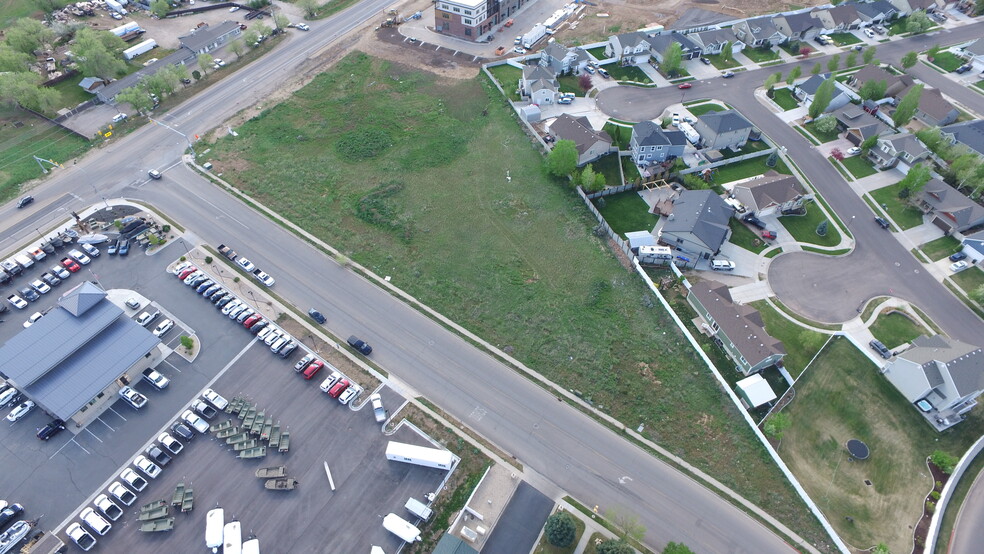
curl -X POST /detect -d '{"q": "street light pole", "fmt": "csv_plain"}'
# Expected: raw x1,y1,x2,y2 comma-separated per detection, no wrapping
148,117,197,158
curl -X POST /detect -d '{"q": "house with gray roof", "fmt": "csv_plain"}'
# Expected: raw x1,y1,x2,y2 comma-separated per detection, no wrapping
688,280,786,376
731,171,809,216
0,282,160,427
658,189,734,259
793,73,852,113
850,0,899,24
693,110,753,151
647,32,701,61
689,28,743,56
520,65,559,106
629,121,686,165
178,20,242,55
732,16,787,47
772,12,823,42
940,119,984,158
812,4,863,32
847,64,915,98
539,42,589,76
909,87,959,128
916,178,984,234
887,0,937,16
604,31,653,65
549,114,613,167
868,132,931,170
881,334,984,431
959,39,984,71
959,230,984,263
830,104,890,145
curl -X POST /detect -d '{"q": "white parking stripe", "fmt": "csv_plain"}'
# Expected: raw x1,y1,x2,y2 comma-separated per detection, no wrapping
96,417,115,432
162,359,182,373
84,428,104,443
51,438,89,459
108,407,127,422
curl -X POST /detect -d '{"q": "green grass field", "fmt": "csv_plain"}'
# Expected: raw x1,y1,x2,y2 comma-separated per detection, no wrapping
749,301,828,379
868,312,925,348
741,46,780,64
712,155,790,184
952,265,984,294
770,88,800,111
920,235,960,260
840,155,877,180
828,32,862,46
728,219,768,253
594,189,657,237
0,0,66,31
486,64,522,101
704,54,740,70
869,186,924,230
586,46,608,60
928,51,964,72
778,337,983,554
205,52,831,547
0,106,90,202
779,202,842,247
687,103,728,117
589,153,626,188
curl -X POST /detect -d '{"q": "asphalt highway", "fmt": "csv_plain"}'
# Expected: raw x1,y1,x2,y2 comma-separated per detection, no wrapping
0,2,803,552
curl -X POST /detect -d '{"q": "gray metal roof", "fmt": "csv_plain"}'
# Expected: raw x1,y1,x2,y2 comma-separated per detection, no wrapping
178,20,241,53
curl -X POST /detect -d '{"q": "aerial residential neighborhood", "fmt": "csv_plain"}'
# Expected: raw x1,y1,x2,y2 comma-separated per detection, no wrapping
1,0,984,553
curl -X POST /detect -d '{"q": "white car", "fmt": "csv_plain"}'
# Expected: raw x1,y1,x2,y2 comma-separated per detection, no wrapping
864,28,876,38
120,468,148,492
294,354,315,372
108,482,136,506
295,23,309,31
172,261,194,275
80,507,112,535
950,260,970,272
228,6,239,11
158,432,184,455
253,270,275,286
125,297,141,310
133,455,162,479
69,249,91,265
338,383,363,405
846,147,862,156
94,494,123,521
6,400,35,422
136,310,160,327
67,522,96,551
183,270,205,284
213,58,226,67
30,279,51,295
7,295,27,310
256,326,274,341
23,312,43,328
263,329,283,346
203,388,229,410
119,386,147,409
153,319,174,337
0,388,18,408
181,410,209,433
236,257,255,272
51,265,71,280
222,299,243,316
81,243,100,257
142,368,170,390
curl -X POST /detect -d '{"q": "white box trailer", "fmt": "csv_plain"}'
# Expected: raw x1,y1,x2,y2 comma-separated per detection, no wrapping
13,254,34,270
678,121,700,145
105,0,127,14
385,441,454,470
110,22,140,37
123,39,157,60
383,513,421,543
405,497,433,521
205,507,223,553
522,23,547,49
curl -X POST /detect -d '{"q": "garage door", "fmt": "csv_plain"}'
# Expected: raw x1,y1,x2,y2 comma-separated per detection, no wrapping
932,217,953,233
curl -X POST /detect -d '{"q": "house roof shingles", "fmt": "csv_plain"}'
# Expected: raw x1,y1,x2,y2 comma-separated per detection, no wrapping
920,178,984,230
697,109,753,135
663,189,735,252
691,280,786,365
550,114,612,156
942,119,984,157
733,171,806,210
904,335,984,398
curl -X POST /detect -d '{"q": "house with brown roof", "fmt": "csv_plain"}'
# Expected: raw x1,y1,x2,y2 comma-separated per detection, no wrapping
830,104,890,145
687,280,786,376
847,64,914,98
812,5,863,32
867,132,931,170
730,171,809,217
881,334,984,431
773,12,823,42
909,87,959,127
916,178,984,234
548,114,614,167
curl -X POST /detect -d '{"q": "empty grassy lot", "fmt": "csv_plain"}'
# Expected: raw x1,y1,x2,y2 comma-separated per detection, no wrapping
778,337,983,554
868,311,925,348
869,186,924,230
921,235,961,261
771,88,800,111
206,52,831,547
0,105,90,202
487,64,522,101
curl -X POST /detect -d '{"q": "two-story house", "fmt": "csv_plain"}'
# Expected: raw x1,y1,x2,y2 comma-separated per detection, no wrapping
730,171,809,217
850,0,899,25
867,132,931,170
887,0,937,16
539,42,590,76
793,73,853,113
881,334,984,431
812,4,863,32
916,178,984,234
658,189,734,260
519,65,559,105
694,110,754,151
732,16,787,47
689,28,743,56
629,121,687,165
647,32,702,62
773,12,823,42
604,31,653,65
940,119,984,159
549,114,614,167
830,104,890,145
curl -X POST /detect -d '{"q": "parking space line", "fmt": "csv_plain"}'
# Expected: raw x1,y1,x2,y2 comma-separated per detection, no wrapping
162,359,182,373
51,439,89,459
84,429,104,443
96,417,116,432
108,407,128,422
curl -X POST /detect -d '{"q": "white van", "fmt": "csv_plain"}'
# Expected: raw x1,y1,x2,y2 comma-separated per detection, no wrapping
711,260,735,271
14,254,34,270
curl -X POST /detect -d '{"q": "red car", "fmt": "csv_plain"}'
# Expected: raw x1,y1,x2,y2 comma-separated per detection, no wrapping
61,258,81,272
243,314,263,329
178,267,197,280
677,83,693,89
302,361,324,380
762,230,777,240
328,379,350,398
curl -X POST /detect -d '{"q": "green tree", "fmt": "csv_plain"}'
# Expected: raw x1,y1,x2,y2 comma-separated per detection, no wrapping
785,65,801,86
597,539,634,554
816,219,829,236
229,39,246,60
930,450,959,474
274,13,290,30
861,134,879,154
892,84,923,127
242,29,260,47
863,46,877,64
664,543,697,554
808,79,837,119
811,62,822,75
0,45,32,73
813,115,837,134
763,72,781,91
150,0,170,18
859,79,888,101
901,50,918,69
6,18,56,55
544,512,576,547
846,52,857,68
254,23,273,39
75,28,126,79
197,53,215,75
297,0,319,18
897,162,931,197
926,43,942,60
916,127,945,153
180,335,194,350
115,86,154,114
546,140,578,178
661,43,683,77
906,11,933,34
827,53,841,73
763,412,791,439
720,41,733,62
580,164,596,189
872,544,889,554
683,173,710,190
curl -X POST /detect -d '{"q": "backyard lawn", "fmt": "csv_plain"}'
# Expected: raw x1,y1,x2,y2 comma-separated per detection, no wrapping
594,189,657,237
928,51,964,72
728,219,768,254
604,64,652,84
589,153,626,188
687,103,728,117
869,186,924,230
921,235,961,261
771,88,800,111
778,201,842,248
0,105,90,203
840,155,878,180
749,301,829,379
586,46,607,60
802,120,841,143
721,139,771,159
741,46,780,63
487,64,522,101
778,337,984,554
868,311,925,348
951,265,984,295
712,155,790,184
602,122,632,150
205,52,832,548
533,511,585,554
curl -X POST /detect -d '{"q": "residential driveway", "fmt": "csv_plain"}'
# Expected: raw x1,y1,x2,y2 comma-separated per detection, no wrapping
902,221,945,248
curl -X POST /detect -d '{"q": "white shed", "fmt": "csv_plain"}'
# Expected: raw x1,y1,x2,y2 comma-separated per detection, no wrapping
736,374,777,409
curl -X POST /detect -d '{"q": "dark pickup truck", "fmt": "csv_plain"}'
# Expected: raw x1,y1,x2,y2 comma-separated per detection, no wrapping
217,244,237,261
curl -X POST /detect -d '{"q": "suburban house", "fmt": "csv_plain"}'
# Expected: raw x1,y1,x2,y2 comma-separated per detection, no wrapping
959,39,984,71
629,121,687,165
881,334,984,431
959,230,984,263
916,178,984,234
830,104,890,146
549,114,614,167
540,42,590,75
519,65,559,105
793,73,852,113
735,374,778,409
887,0,937,16
812,4,863,32
732,16,787,47
687,280,786,376
908,87,959,128
647,32,701,61
605,31,653,65
689,28,743,56
772,12,823,42
658,189,734,260
847,64,915,98
867,132,932,170
850,0,899,24
694,110,754,151
730,171,809,217
941,119,984,159
434,0,529,41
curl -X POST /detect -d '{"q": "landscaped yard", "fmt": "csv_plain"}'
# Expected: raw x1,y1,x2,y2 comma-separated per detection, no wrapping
802,120,841,143
779,201,842,248
603,64,652,84
869,311,925,348
921,235,961,261
770,88,800,111
840,154,878,180
602,122,632,150
593,189,657,237
928,51,964,72
487,64,522,101
49,75,96,111
975,80,984,92
205,52,832,548
589,153,627,188
951,265,984,295
778,337,984,554
869,186,925,230
728,219,769,254
0,105,90,203
704,54,740,70
741,46,780,64
687,103,728,117
533,510,585,554
749,301,829,379
586,46,608,60
828,32,862,46
711,155,790,184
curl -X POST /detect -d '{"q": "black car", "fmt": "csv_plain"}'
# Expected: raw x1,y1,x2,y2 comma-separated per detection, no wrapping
171,422,194,441
950,251,968,262
215,296,233,308
0,503,24,529
146,444,172,467
869,339,892,359
16,196,33,209
249,319,269,335
347,335,373,356
874,216,890,229
19,287,39,302
742,214,766,229
308,309,326,324
37,419,65,441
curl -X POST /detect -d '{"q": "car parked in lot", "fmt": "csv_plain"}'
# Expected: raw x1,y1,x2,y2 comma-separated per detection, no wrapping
158,432,184,455
303,360,324,380
235,308,255,323
328,379,350,399
142,368,170,390
196,280,215,294
249,319,269,334
347,335,373,355
295,354,315,372
320,371,342,392
30,279,51,295
94,494,123,521
69,249,91,265
846,147,862,156
119,239,130,256
222,299,243,316
950,260,970,272
36,418,65,440
119,386,147,409
108,482,136,506
61,258,81,272
243,314,262,328
278,341,298,358
171,422,194,441
6,400,35,422
125,297,141,310
136,310,160,327
295,22,309,31
182,410,209,433
869,339,892,359
134,454,162,478
80,507,112,535
203,284,222,298
178,267,197,280
67,522,96,551
23,312,43,328
7,294,27,310
270,336,289,353
120,468,148,492
19,287,39,302
338,383,363,405
264,329,284,346
0,387,19,408
215,296,234,309
145,444,172,467
153,319,174,337
192,400,218,419
107,241,118,255
50,265,70,280
308,309,326,324
950,251,968,262
253,270,275,286
182,270,204,284
0,503,24,530
81,243,100,258
742,213,767,229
